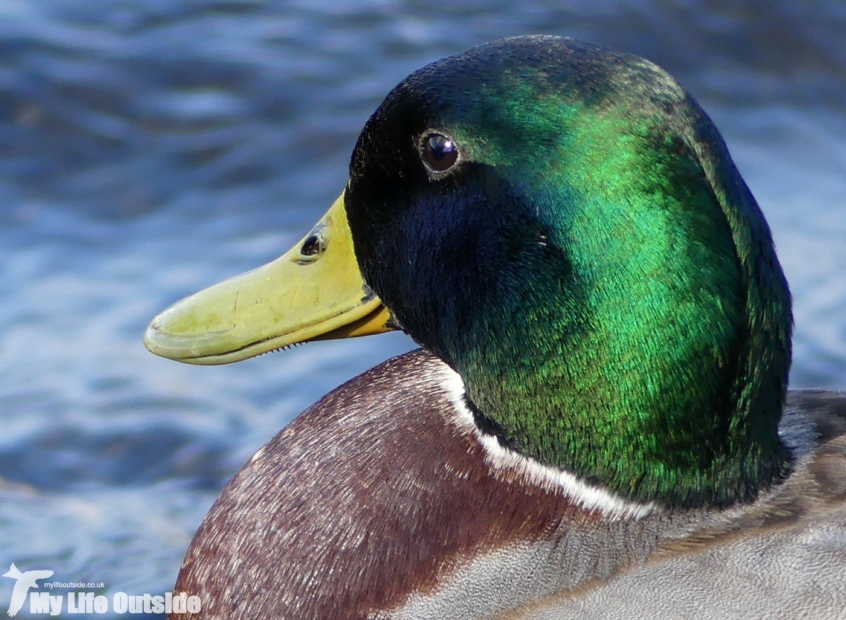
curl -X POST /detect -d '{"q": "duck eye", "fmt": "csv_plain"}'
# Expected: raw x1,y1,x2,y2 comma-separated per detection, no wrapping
421,133,458,173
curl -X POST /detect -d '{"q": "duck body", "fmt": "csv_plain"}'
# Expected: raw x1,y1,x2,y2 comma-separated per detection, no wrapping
175,351,846,619
144,36,846,618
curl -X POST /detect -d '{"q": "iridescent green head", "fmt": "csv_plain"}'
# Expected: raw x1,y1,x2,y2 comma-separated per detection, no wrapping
346,36,793,508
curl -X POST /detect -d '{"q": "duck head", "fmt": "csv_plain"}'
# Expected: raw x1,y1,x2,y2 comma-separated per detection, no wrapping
146,35,793,509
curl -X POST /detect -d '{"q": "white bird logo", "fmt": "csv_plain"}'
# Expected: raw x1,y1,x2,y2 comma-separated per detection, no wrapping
3,564,54,617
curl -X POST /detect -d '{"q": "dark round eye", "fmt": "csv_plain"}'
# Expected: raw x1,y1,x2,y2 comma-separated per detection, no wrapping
421,133,458,173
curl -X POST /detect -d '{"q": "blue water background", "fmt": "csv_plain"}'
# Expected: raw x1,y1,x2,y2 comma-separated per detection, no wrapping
1,1,845,617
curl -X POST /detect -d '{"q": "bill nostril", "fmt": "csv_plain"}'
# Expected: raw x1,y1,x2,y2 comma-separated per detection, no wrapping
300,233,325,258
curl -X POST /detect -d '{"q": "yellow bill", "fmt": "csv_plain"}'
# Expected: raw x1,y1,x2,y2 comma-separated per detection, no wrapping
143,192,395,365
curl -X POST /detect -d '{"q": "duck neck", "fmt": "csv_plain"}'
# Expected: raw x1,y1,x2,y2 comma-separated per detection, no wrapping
453,303,789,509
442,181,792,509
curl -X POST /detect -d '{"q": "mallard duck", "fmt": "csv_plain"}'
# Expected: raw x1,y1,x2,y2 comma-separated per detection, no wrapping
144,35,846,619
